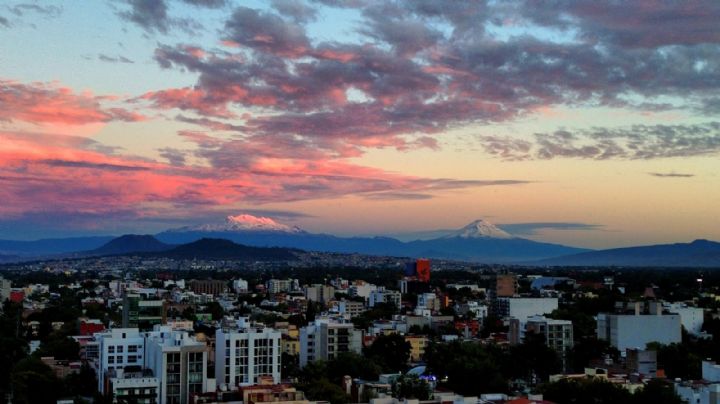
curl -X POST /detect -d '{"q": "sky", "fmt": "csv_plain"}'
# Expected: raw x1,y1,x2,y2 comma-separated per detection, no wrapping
0,0,719,248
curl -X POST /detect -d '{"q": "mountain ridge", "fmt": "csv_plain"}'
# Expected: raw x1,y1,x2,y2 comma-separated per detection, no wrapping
156,216,589,263
536,239,720,267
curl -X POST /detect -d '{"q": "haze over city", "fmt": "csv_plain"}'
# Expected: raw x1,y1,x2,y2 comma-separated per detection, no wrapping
1,0,719,248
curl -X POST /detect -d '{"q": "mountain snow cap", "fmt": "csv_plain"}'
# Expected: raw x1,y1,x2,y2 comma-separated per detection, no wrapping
446,219,513,239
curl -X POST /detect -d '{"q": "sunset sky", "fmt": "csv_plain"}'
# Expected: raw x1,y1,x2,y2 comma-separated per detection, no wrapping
1,0,719,248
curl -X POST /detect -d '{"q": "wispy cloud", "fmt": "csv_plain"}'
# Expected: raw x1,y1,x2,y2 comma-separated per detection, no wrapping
98,54,134,64
480,123,720,160
499,222,605,236
648,172,695,178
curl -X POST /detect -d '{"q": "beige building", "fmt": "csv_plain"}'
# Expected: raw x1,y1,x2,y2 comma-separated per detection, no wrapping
404,335,429,362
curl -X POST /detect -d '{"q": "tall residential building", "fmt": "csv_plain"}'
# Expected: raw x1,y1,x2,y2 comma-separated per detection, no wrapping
299,318,363,367
304,284,335,304
215,318,282,389
145,326,208,404
95,326,208,404
95,328,146,394
510,316,574,371
123,294,166,331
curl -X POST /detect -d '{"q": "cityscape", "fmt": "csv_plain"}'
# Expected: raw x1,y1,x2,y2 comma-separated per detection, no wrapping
1,1,719,404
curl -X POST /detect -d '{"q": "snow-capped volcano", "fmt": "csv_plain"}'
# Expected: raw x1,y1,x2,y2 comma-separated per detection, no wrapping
444,219,514,239
171,214,304,233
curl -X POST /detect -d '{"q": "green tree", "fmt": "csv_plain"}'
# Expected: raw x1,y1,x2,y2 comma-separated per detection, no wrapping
351,302,397,330
10,357,64,404
202,302,225,321
302,378,348,404
505,332,562,383
364,334,411,372
181,306,197,321
649,342,701,380
547,307,597,341
392,374,431,400
281,352,300,379
34,335,81,361
568,338,619,373
425,341,508,395
634,379,683,404
326,352,381,383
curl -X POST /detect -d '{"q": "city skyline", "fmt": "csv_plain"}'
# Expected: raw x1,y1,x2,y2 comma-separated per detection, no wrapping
1,1,719,248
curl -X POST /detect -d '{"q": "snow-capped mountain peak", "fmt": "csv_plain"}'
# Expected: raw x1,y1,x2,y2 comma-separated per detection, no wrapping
174,214,304,233
445,219,513,239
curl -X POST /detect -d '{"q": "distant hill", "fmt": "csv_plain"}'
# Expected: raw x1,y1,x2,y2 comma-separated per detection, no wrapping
536,239,720,267
87,235,173,256
0,236,114,256
157,216,589,263
0,254,20,263
152,238,299,261
405,236,590,262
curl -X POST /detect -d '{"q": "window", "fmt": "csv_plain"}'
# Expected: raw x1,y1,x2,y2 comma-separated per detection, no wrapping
128,345,138,353
108,356,115,364
127,355,137,363
117,346,124,353
108,346,115,353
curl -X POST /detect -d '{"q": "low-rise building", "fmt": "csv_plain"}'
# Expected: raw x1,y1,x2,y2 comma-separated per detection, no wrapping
596,304,681,351
108,368,160,404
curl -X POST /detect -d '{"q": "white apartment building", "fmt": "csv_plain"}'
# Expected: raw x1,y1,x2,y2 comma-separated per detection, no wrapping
215,318,282,389
299,318,362,367
513,316,573,355
596,311,681,351
348,282,378,300
108,368,160,404
95,328,146,394
664,302,704,335
368,287,401,309
495,297,559,323
233,279,249,293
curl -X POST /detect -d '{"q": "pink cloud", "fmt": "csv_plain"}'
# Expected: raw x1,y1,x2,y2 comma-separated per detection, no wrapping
0,79,146,126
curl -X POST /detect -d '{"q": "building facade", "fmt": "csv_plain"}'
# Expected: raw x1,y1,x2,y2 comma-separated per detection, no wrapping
596,312,681,351
299,319,362,367
145,326,208,404
215,318,282,389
